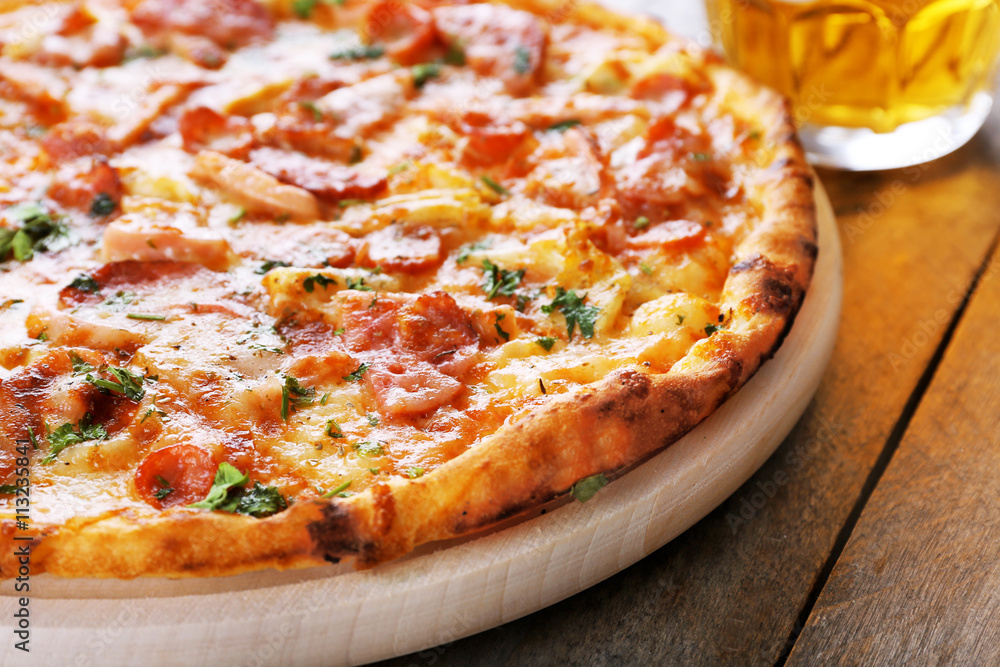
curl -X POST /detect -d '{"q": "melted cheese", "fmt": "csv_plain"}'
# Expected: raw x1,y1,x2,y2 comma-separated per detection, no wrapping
0,0,762,527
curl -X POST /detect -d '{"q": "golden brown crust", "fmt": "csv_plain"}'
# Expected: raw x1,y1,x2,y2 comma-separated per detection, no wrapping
0,0,816,578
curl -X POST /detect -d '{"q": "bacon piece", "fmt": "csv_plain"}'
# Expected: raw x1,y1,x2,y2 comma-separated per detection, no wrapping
258,112,359,162
165,32,230,69
432,4,547,96
249,147,386,202
0,60,67,124
33,3,127,68
316,71,413,140
626,220,706,251
356,224,442,273
523,127,612,209
132,0,274,48
191,150,320,221
48,157,122,212
179,106,254,159
58,261,211,308
360,1,436,66
135,444,217,509
102,216,234,272
42,117,113,160
229,223,355,269
448,110,531,166
340,291,479,417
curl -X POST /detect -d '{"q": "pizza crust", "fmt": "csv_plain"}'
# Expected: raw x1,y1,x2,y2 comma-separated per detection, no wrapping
0,0,815,578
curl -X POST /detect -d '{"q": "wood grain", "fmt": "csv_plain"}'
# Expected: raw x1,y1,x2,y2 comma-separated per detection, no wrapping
374,111,1000,666
786,196,1000,665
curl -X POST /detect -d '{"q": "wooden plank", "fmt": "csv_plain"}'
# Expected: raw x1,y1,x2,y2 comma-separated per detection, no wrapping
786,205,1000,665
374,116,1000,665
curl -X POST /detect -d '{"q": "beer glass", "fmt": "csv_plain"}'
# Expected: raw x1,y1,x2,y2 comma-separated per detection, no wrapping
706,0,1000,170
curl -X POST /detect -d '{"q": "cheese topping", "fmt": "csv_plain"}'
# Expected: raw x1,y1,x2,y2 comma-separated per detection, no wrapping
0,0,763,525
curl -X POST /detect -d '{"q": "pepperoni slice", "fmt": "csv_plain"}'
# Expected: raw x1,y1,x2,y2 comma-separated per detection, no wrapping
361,1,436,66
131,0,274,48
356,224,442,273
135,444,217,509
250,148,387,202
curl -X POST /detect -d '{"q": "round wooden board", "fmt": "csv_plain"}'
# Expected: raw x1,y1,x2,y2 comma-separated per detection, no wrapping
3,183,842,667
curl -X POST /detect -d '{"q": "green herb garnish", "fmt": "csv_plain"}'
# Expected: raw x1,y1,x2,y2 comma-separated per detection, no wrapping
126,312,166,321
480,175,509,196
354,441,385,458
256,259,290,274
481,259,524,300
303,273,337,293
412,63,442,88
280,375,315,422
86,366,146,401
343,362,370,382
535,336,557,351
326,418,345,438
68,274,101,294
541,288,600,340
548,119,582,132
42,413,107,464
406,467,424,479
570,473,608,502
330,44,385,60
90,193,116,217
513,45,532,74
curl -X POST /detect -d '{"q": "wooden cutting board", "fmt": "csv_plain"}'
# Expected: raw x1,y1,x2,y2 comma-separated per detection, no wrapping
2,183,842,667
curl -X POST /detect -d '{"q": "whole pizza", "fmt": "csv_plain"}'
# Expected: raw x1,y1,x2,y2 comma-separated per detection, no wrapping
0,0,816,577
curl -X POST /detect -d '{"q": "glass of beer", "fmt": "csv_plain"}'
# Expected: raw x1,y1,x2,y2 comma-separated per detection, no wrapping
705,0,1000,170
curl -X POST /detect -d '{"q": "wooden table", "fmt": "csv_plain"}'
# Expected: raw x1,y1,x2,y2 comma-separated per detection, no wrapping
373,7,1000,667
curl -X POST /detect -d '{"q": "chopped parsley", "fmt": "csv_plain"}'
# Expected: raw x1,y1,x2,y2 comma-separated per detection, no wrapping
153,475,174,500
102,290,136,312
236,482,288,518
366,413,379,427
189,462,247,511
343,362,370,382
298,100,323,122
354,441,385,458
26,426,39,451
126,312,166,321
639,262,653,276
494,313,510,342
293,0,343,19
326,418,345,438
86,366,146,401
548,119,582,132
457,239,490,264
345,276,373,291
69,353,93,375
412,63,442,88
676,314,686,325
228,207,247,224
407,467,425,479
481,259,524,300
89,193,116,217
256,259,290,274
42,413,107,464
188,463,287,517
68,274,101,294
480,175,509,196
634,216,650,230
691,152,712,161
0,202,71,262
0,485,21,495
541,288,600,340
570,473,608,503
330,44,385,60
280,375,315,422
535,336,557,351
333,328,345,336
444,44,466,66
302,273,337,293
513,44,532,74
321,480,352,498
704,324,722,336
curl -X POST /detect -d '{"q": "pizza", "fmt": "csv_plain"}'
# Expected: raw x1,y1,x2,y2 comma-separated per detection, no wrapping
0,0,816,578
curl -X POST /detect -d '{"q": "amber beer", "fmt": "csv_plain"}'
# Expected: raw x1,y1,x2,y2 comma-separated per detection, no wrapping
707,0,1000,133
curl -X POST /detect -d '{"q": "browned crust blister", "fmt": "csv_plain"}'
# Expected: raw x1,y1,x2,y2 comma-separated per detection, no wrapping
0,0,817,579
